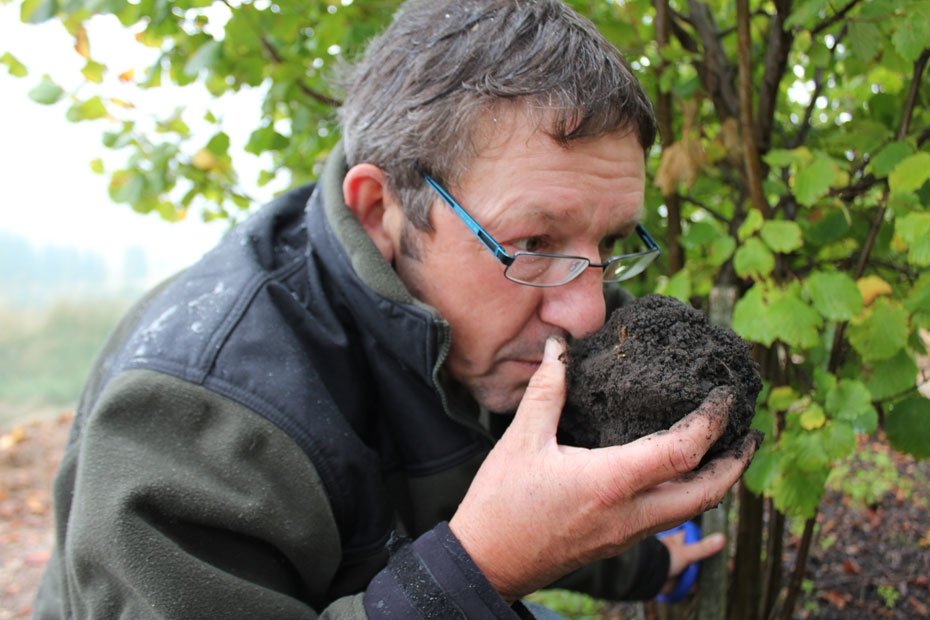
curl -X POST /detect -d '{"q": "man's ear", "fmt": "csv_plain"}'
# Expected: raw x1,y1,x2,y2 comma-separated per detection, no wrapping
342,164,404,263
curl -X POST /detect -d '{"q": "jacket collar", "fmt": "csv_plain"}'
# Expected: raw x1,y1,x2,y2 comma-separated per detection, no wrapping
307,143,489,437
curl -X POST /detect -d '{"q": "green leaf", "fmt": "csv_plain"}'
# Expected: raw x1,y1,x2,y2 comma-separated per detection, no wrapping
764,149,796,168
733,284,777,346
866,350,918,401
66,96,108,121
769,291,823,349
868,141,913,177
744,444,778,494
707,236,736,267
89,158,104,174
184,39,223,77
206,131,230,156
751,407,775,436
245,125,290,154
738,209,764,242
773,467,827,519
793,428,832,470
885,397,930,458
800,404,826,430
806,271,863,321
895,212,930,267
1,52,28,78
784,0,828,28
804,209,851,246
891,13,930,62
658,269,691,302
108,169,144,204
793,154,837,207
814,368,837,398
905,273,930,316
848,298,909,362
681,221,720,248
21,0,58,23
81,59,106,83
825,379,877,433
889,152,930,194
27,75,64,105
848,21,882,61
768,386,799,411
734,237,775,279
822,421,856,460
760,220,803,254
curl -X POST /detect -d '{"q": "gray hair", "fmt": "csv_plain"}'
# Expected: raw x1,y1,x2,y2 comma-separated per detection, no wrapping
337,0,657,230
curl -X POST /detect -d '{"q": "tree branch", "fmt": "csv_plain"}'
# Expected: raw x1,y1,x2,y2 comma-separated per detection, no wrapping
789,28,846,149
778,517,818,620
756,1,794,153
737,0,772,218
897,48,930,140
681,196,733,224
810,0,862,36
260,35,341,107
655,0,685,274
790,67,825,148
221,0,341,108
918,126,930,147
688,0,740,119
825,47,930,379
829,173,882,200
669,9,700,53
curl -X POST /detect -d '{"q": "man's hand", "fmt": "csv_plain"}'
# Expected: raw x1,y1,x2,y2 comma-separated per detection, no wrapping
659,528,725,597
449,337,758,602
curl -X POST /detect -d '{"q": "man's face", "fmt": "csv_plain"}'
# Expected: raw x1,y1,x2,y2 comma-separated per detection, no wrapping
394,114,646,413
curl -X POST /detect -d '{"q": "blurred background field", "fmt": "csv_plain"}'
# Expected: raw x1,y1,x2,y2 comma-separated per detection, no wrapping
0,298,127,425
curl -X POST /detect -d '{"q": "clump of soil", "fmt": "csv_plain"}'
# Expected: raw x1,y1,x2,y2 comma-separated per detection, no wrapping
558,294,762,457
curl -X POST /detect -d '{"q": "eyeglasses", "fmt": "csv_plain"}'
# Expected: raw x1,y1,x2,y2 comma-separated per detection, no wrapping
423,174,661,287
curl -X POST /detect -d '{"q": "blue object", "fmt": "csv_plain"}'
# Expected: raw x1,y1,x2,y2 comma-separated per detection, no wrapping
655,520,702,604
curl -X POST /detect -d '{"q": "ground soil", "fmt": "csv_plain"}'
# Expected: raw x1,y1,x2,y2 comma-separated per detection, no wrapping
0,409,70,620
559,294,762,456
788,435,930,619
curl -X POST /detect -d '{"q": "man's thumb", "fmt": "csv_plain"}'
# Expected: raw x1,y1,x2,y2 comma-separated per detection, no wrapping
509,337,568,444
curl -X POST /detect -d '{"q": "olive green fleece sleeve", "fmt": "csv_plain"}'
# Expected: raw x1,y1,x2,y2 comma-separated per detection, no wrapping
50,369,366,619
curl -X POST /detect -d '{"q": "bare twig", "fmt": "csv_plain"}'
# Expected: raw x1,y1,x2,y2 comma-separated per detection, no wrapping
681,196,732,224
654,0,685,274
221,0,340,108
736,0,772,218
260,35,341,107
757,0,794,153
898,49,930,139
810,0,862,36
688,0,740,119
918,126,930,147
777,517,818,620
790,67,825,149
669,8,700,53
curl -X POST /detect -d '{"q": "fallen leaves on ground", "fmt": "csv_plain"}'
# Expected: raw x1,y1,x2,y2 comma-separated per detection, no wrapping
0,412,71,620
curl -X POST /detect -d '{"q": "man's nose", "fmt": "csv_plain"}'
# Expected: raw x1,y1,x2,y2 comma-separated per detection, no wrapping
537,267,607,340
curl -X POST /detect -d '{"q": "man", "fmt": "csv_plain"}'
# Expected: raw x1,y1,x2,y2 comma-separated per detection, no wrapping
34,1,757,617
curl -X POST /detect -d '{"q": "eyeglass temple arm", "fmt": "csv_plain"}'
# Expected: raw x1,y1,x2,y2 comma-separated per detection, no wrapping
423,175,514,265
636,223,661,252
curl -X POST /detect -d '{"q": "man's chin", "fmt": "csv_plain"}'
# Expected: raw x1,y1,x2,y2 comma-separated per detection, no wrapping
470,381,528,415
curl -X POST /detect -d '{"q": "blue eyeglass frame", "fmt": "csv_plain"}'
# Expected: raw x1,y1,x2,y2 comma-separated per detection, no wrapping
422,174,661,285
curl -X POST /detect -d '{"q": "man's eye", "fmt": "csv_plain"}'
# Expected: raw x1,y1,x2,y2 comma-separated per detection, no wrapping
513,236,551,253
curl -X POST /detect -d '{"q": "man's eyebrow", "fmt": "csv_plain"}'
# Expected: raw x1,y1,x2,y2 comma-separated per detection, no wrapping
525,206,642,235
